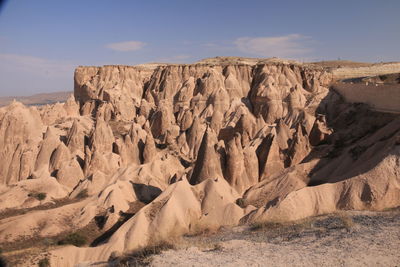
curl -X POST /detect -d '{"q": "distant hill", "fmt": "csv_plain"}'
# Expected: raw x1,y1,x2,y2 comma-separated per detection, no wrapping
0,91,72,107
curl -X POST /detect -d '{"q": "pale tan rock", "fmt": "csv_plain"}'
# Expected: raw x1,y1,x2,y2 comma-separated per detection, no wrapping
288,124,311,166
210,109,223,133
275,119,291,150
150,103,172,139
0,177,70,210
309,115,332,145
115,134,140,166
34,127,61,175
90,118,114,153
139,99,152,119
177,132,190,155
64,94,80,116
66,118,87,155
2,58,400,267
56,159,84,189
50,178,244,266
143,132,157,163
243,144,259,187
258,133,285,182
39,102,67,125
96,102,114,122
74,65,153,120
177,108,193,131
224,134,256,193
187,116,206,159
247,147,400,223
86,149,120,176
50,143,72,173
0,102,42,184
190,127,223,185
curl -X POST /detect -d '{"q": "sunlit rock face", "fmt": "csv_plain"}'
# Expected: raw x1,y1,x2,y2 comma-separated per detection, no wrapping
1,57,400,267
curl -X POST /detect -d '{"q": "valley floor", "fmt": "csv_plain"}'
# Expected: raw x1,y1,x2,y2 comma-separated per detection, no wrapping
148,209,400,267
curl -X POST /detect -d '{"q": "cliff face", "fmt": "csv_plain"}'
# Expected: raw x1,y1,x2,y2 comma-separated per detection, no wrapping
74,65,155,120
1,58,400,266
71,62,333,192
74,62,332,124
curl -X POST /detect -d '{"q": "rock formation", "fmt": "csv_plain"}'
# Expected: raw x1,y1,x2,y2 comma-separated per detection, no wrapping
0,57,399,266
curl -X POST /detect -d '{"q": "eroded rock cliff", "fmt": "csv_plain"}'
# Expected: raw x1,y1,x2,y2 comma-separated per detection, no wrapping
0,58,399,266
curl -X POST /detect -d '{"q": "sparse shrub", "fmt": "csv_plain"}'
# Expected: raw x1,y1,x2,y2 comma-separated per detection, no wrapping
337,213,355,231
111,241,174,266
42,238,56,246
325,138,346,158
38,258,50,267
75,189,89,199
211,243,223,251
349,145,367,160
333,138,345,149
325,148,342,159
94,214,107,229
236,198,246,208
36,193,47,201
28,192,47,201
57,232,87,247
366,124,380,135
0,249,8,267
250,221,284,231
186,223,219,237
0,255,8,267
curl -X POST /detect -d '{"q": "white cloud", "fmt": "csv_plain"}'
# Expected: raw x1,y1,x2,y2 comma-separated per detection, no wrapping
105,40,146,52
234,34,312,58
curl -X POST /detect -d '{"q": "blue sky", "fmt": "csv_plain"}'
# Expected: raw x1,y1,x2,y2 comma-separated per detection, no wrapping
0,0,399,96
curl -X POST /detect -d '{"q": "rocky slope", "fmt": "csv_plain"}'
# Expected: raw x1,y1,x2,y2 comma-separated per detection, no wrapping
0,57,399,266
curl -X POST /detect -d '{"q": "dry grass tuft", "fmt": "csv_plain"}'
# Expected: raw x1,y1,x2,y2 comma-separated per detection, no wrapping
38,257,50,267
111,241,175,266
75,189,89,199
57,232,87,247
250,221,286,231
28,192,47,201
0,255,9,267
337,212,355,231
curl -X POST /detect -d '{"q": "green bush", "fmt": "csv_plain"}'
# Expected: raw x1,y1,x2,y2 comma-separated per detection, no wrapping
57,232,87,247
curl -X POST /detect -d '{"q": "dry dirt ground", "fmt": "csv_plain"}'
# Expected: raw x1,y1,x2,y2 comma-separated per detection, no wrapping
120,209,400,267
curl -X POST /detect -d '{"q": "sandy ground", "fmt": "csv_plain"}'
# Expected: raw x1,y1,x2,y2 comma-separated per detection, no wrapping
150,210,400,267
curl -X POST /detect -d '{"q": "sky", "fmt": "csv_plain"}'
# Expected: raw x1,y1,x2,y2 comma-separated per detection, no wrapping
0,0,399,96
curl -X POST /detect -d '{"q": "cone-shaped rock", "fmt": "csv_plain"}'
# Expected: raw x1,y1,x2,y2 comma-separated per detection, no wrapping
90,118,114,153
224,133,250,193
35,127,60,173
190,127,223,185
143,132,157,163
66,119,86,155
